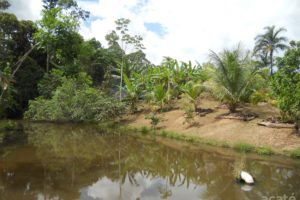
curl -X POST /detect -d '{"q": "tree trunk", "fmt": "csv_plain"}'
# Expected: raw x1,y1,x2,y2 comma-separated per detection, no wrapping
229,103,237,113
194,102,198,112
119,63,123,101
46,45,49,73
270,50,273,76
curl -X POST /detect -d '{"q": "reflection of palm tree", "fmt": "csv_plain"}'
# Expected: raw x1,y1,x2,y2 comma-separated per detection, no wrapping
159,149,172,199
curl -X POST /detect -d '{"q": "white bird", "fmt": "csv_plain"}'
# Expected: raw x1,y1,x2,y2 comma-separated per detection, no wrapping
240,171,254,184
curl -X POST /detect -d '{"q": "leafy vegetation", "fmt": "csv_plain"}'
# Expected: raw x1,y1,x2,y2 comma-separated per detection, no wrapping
254,25,288,75
271,41,300,125
210,45,259,112
181,81,205,111
145,114,162,132
255,146,274,155
183,107,195,125
25,73,125,122
288,148,300,159
0,0,299,159
233,142,255,152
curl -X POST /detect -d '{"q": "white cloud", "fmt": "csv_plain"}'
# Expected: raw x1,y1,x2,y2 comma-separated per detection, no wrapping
7,0,43,20
6,0,300,64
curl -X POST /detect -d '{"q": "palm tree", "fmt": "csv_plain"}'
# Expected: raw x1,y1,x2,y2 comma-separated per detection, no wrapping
151,84,168,111
181,81,205,112
210,45,257,113
254,25,288,75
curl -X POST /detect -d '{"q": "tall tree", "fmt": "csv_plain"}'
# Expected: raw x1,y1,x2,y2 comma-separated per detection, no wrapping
0,3,44,117
105,18,146,100
0,0,10,10
35,0,89,72
254,25,288,75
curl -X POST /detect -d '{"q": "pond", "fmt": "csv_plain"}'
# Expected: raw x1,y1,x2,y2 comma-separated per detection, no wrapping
0,122,299,200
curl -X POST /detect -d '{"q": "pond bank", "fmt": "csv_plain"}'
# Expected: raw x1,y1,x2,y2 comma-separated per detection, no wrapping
123,99,300,159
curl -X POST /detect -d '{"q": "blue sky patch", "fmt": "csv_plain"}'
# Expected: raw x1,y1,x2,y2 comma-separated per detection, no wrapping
144,22,166,37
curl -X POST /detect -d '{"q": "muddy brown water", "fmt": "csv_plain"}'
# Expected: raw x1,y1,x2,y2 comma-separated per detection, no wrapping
0,122,299,200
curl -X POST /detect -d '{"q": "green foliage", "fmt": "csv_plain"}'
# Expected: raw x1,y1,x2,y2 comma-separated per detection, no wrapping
151,84,168,111
1,120,14,131
25,73,125,122
106,18,147,100
255,147,274,155
183,107,195,125
271,41,300,125
181,81,205,111
160,130,168,137
123,73,141,112
34,4,84,72
140,126,150,135
250,90,269,105
210,45,258,112
233,142,255,152
254,25,288,75
38,69,64,98
289,148,300,159
0,10,43,117
145,114,161,132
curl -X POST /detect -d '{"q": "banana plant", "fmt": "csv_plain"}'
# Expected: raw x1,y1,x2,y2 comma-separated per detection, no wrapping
123,73,141,113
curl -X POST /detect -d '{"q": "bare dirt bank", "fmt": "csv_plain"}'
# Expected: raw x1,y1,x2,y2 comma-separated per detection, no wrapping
124,99,300,152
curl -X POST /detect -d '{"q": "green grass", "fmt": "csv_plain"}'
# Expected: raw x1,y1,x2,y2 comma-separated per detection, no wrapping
288,148,300,159
160,130,168,137
233,142,255,153
255,146,274,155
140,126,150,135
128,125,299,159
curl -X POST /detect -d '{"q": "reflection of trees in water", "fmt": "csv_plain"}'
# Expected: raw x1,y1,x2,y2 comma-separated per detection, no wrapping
0,123,299,200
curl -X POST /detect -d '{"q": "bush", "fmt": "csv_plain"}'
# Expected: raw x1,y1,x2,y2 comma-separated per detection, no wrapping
272,41,300,125
145,114,161,131
140,126,150,135
25,73,125,122
160,130,168,137
250,90,268,105
183,107,195,125
289,148,300,159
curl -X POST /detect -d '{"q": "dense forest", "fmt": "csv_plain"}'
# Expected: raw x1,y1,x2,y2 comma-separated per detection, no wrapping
0,0,299,128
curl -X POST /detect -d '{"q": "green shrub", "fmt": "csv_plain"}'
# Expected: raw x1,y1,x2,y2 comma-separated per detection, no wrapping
255,147,274,155
233,142,255,152
160,130,168,137
140,126,150,135
271,41,300,125
185,136,196,143
183,107,195,125
145,114,161,131
25,73,125,122
250,90,268,105
289,148,300,159
2,120,14,131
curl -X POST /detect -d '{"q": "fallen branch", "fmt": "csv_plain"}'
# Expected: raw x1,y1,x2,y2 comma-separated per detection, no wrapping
257,121,296,129
219,115,256,121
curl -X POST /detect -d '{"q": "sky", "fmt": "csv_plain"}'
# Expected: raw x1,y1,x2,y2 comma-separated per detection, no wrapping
7,0,300,64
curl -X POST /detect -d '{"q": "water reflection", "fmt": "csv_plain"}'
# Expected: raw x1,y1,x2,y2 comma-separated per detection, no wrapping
0,123,299,200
